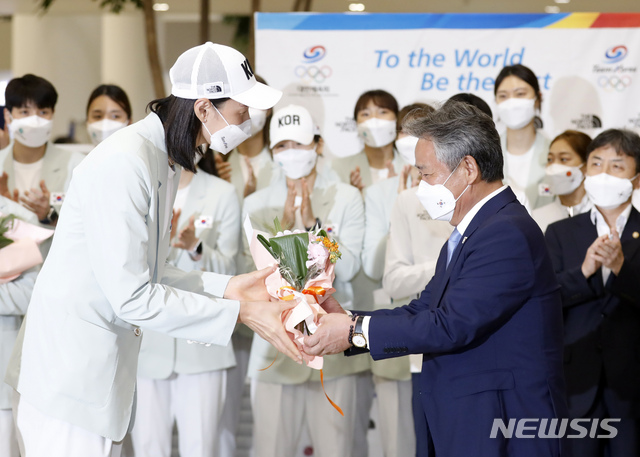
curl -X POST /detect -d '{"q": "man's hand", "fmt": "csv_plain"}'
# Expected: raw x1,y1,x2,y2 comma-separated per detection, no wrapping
281,181,297,231
319,295,347,315
21,180,51,221
215,153,232,182
0,172,19,202
173,215,199,251
350,166,364,192
239,298,302,364
225,265,277,302
582,235,605,278
300,178,315,228
594,229,624,276
303,312,353,356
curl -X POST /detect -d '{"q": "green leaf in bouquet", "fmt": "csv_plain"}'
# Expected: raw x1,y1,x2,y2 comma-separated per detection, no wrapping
269,232,310,291
0,215,16,250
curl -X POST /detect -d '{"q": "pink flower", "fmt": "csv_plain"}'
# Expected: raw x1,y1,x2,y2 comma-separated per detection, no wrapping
306,241,329,269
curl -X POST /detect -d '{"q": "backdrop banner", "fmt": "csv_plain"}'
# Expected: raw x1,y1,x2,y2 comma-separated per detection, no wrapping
256,12,640,158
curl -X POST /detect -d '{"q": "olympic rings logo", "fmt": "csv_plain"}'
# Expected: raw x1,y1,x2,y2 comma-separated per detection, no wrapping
597,75,632,92
603,45,628,64
303,45,326,63
295,65,333,83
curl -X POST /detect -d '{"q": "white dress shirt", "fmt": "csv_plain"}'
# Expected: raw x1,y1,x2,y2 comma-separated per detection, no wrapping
590,203,632,284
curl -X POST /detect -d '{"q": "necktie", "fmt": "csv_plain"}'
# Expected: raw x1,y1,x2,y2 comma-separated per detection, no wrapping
447,228,462,267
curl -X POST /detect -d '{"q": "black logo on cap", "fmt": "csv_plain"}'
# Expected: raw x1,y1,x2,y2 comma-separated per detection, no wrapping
241,59,254,80
206,85,223,94
278,115,301,127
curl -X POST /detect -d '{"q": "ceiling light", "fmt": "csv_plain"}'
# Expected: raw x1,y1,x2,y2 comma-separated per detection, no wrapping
348,3,365,12
554,0,570,3
153,3,170,12
545,5,560,13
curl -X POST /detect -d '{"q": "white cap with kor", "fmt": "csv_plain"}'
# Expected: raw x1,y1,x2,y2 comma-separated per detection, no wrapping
269,104,319,149
170,42,282,110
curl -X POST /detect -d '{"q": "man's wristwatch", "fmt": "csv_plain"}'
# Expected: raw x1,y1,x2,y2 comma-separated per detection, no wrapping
352,315,367,348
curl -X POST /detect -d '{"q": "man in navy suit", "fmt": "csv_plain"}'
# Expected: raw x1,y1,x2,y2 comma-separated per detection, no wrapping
304,101,568,456
545,129,640,457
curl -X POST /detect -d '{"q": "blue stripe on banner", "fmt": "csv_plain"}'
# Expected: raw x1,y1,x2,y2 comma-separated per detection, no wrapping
255,12,572,30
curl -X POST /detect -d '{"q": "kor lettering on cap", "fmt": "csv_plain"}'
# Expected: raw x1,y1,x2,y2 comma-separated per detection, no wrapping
278,115,301,127
241,59,254,80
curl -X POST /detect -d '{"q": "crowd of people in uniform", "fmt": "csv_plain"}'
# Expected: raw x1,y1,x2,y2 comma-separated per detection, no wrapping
0,54,639,457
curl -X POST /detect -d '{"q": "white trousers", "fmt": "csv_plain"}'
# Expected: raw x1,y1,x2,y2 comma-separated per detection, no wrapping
374,375,416,457
0,408,19,457
351,371,375,457
130,371,226,457
251,376,357,457
217,332,252,457
12,392,122,457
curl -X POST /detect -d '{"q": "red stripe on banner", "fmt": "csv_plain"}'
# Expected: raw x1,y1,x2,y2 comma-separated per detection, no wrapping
591,13,640,28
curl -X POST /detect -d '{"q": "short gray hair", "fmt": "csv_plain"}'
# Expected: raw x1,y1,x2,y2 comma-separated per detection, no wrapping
402,101,504,182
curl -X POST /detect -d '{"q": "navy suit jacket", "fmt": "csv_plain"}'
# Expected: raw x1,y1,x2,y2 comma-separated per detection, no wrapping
545,207,640,419
366,187,568,457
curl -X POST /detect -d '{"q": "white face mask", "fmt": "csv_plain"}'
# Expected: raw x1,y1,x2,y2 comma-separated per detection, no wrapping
497,98,536,130
249,108,267,137
357,117,397,148
203,105,252,155
415,161,469,222
274,147,318,180
584,173,637,210
10,115,53,148
545,163,584,196
87,119,127,145
395,135,419,166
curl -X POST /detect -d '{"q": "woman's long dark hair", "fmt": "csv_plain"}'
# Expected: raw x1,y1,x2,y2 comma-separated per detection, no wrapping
147,95,228,173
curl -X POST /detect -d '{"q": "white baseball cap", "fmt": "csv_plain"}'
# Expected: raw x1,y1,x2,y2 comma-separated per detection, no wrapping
170,42,282,110
269,104,320,149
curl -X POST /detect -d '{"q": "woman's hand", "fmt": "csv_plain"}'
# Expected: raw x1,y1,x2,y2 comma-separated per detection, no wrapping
350,166,364,192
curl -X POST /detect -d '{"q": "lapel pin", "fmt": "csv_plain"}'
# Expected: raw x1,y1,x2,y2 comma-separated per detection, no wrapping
633,231,639,239
462,237,468,244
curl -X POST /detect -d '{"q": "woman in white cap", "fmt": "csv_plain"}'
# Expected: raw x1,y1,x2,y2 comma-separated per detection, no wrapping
5,42,300,457
242,104,369,457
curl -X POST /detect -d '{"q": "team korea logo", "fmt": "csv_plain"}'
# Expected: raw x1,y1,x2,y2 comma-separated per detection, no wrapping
295,45,332,84
603,45,628,64
302,45,327,64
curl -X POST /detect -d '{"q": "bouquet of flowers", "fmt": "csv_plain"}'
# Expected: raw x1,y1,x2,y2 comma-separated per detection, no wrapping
248,217,341,370
0,212,54,283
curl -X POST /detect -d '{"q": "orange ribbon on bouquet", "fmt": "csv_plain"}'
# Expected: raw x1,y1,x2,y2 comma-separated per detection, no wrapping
259,286,344,416
279,286,327,302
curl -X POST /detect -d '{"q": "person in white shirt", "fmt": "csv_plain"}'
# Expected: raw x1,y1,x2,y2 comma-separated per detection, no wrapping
332,89,406,191
86,84,132,147
210,76,276,457
0,197,41,457
243,104,369,457
130,155,241,457
5,42,299,457
533,130,593,233
0,74,84,228
494,64,552,210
